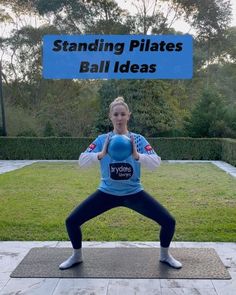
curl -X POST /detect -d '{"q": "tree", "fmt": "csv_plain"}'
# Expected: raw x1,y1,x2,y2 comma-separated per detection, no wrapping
31,0,133,34
43,121,54,136
0,0,234,138
168,0,232,37
96,80,179,137
185,88,228,137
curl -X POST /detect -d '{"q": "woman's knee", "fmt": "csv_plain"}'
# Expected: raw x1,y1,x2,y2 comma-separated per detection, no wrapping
65,214,79,228
65,215,72,228
168,215,176,230
160,214,176,230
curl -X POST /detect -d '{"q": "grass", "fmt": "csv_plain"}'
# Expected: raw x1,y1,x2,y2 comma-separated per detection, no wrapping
0,162,235,242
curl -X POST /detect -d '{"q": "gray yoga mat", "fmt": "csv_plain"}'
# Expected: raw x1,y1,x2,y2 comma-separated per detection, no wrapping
10,247,231,279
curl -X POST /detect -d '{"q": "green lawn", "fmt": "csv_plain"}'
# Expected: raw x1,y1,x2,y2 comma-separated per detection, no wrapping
0,162,235,242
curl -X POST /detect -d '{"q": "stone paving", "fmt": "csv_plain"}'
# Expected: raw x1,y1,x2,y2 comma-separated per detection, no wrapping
167,160,236,178
0,241,235,295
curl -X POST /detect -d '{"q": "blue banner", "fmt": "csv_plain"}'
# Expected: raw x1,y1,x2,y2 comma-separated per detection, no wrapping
43,34,193,79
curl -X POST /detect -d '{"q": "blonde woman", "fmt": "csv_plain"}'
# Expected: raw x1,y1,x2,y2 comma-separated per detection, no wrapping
59,96,182,270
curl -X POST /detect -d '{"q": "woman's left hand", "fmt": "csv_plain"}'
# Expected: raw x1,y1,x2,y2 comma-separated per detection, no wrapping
97,132,112,160
130,135,139,161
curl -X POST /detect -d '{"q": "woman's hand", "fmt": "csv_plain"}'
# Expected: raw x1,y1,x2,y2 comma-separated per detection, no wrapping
130,135,139,161
97,133,111,160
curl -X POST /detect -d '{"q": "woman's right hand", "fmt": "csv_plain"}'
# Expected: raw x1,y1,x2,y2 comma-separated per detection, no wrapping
97,133,111,160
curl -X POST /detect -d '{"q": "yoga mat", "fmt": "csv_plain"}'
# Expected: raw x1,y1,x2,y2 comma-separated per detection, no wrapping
10,248,231,279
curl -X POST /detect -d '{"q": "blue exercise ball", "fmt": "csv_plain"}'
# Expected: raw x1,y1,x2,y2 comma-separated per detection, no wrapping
108,134,132,161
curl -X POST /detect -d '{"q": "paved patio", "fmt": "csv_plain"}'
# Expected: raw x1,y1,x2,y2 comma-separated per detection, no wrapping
0,241,235,295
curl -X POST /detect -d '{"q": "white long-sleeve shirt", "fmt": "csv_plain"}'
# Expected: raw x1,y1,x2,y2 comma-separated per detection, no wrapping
79,152,161,170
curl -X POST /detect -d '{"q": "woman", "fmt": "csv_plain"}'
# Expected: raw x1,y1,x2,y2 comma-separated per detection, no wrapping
59,96,182,270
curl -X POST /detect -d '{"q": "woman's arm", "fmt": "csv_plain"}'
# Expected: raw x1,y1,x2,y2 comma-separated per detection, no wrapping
78,152,100,168
138,153,161,170
131,134,161,170
78,133,110,168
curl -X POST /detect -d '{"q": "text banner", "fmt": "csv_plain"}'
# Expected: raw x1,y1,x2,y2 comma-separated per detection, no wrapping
43,34,193,79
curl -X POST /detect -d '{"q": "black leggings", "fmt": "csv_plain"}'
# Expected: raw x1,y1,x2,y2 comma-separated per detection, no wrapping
65,190,176,249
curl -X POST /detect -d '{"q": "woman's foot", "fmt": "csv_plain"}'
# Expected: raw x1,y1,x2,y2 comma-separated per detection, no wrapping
160,247,182,269
59,249,83,270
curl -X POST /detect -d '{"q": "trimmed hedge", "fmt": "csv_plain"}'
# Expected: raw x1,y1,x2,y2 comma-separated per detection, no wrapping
148,137,222,161
1,137,235,166
0,137,92,160
221,138,236,167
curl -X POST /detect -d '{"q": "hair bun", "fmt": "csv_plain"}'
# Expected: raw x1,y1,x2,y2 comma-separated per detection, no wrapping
114,96,125,103
109,96,130,113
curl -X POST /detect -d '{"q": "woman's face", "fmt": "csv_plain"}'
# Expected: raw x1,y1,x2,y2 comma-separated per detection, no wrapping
109,104,130,133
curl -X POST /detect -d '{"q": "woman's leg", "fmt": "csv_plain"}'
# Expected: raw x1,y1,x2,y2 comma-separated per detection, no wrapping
65,190,119,249
60,190,120,269
124,190,182,268
124,190,176,247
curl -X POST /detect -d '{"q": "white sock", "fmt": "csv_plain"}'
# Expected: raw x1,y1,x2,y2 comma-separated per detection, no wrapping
160,246,182,269
59,248,83,270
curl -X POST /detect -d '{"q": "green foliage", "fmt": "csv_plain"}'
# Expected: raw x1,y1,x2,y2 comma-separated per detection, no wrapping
5,104,41,136
185,89,228,137
33,0,133,34
0,137,92,160
221,138,236,166
3,79,100,137
0,0,235,140
224,107,236,137
151,137,222,161
43,121,55,137
224,26,236,61
170,0,232,38
209,62,236,105
96,80,178,136
58,131,72,137
17,130,38,137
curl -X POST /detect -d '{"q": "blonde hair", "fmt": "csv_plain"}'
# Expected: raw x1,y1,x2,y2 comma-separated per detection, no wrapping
109,96,130,114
